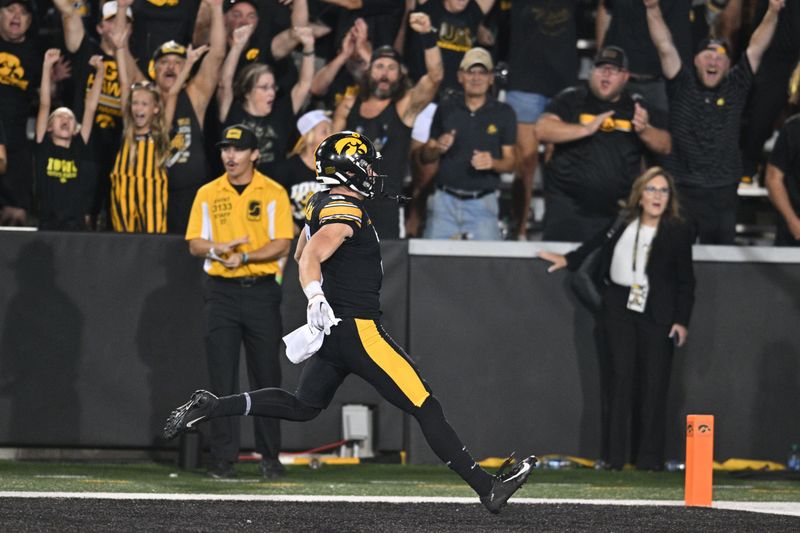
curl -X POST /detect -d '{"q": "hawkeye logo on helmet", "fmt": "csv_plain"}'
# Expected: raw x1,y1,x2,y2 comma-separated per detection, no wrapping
334,135,368,156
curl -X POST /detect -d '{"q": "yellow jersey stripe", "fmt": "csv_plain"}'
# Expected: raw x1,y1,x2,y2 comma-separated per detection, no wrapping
321,214,362,227
355,319,430,408
320,205,362,219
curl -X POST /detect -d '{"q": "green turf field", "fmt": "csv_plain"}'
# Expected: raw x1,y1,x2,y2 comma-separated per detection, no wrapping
1,460,798,502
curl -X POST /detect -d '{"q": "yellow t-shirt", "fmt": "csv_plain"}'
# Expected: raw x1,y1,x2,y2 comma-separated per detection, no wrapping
185,171,293,277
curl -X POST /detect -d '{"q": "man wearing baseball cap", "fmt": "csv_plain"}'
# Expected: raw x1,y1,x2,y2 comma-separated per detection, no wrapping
536,44,671,241
420,47,517,240
185,123,293,480
644,0,785,244
136,1,226,235
333,11,443,239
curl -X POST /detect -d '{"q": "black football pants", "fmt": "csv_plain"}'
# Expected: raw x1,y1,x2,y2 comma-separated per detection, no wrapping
213,318,493,496
205,276,282,463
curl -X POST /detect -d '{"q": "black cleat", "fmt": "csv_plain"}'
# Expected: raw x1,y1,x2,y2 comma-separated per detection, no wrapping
163,390,218,440
480,453,537,514
260,458,287,480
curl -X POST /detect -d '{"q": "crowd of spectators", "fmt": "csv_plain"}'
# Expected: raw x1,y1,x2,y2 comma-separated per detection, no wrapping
0,0,798,244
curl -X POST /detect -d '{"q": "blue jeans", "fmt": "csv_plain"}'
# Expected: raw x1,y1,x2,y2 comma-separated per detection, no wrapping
505,90,550,124
424,189,501,240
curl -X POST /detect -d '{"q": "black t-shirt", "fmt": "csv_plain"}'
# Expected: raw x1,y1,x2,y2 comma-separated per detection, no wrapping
604,0,692,78
306,191,382,319
131,0,200,73
224,96,295,177
0,37,42,139
69,36,123,151
755,0,800,58
544,85,662,214
236,34,298,95
35,136,92,230
271,154,327,227
430,93,517,191
664,57,753,188
407,0,485,93
315,66,359,111
769,113,800,212
508,0,578,96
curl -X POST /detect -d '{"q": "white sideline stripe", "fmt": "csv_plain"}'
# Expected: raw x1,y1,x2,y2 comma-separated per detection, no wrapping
1,493,799,517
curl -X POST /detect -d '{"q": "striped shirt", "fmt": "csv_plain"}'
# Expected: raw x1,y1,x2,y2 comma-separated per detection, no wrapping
663,57,754,189
109,134,168,233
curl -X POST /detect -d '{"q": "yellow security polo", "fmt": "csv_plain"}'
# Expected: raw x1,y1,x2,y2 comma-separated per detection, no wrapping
186,171,293,277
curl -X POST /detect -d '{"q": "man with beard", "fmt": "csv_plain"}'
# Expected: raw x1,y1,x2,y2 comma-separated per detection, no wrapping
644,0,785,244
536,46,671,242
333,11,443,240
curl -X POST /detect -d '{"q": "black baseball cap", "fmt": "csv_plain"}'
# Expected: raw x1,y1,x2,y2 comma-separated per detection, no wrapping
152,40,188,63
223,0,257,13
371,45,402,65
217,124,258,150
695,37,729,56
594,46,629,71
0,0,32,11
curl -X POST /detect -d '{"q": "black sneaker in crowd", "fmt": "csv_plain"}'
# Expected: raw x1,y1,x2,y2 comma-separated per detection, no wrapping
207,459,235,479
480,453,537,514
260,458,287,480
162,389,218,440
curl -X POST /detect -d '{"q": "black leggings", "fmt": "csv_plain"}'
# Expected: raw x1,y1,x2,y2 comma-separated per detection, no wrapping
213,318,493,496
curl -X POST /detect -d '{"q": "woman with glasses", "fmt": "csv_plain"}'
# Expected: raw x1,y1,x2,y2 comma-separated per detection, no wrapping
539,166,695,471
216,25,316,178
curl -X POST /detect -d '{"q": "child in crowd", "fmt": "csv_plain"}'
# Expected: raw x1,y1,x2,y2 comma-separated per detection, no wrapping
35,48,104,231
109,27,205,233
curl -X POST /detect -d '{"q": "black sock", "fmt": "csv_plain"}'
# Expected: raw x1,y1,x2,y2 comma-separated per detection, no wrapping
414,396,493,496
213,394,246,417
214,388,320,421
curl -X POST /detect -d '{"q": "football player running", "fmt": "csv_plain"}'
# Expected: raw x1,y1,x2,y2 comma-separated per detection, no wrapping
164,131,536,513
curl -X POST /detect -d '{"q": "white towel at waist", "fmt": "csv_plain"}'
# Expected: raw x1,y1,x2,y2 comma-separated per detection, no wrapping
282,324,325,364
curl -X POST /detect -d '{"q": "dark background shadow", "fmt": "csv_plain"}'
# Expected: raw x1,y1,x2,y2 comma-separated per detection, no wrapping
135,240,207,448
0,239,83,444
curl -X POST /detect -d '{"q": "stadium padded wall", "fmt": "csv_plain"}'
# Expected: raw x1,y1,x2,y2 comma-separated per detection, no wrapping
0,232,406,453
0,232,798,464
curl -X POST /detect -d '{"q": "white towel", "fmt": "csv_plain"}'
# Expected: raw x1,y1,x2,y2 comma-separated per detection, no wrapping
283,324,325,364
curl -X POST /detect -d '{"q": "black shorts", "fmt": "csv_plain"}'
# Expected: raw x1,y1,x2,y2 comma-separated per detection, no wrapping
294,317,432,413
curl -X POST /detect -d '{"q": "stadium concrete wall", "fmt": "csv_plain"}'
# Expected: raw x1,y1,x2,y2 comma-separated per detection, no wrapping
0,232,798,465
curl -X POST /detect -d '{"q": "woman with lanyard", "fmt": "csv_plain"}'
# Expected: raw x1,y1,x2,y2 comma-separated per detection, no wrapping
539,167,695,471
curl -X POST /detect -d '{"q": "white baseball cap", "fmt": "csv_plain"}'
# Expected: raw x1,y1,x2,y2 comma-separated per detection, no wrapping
297,110,331,136
102,1,134,21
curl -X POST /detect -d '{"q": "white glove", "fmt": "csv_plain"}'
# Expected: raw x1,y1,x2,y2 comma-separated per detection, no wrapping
303,280,341,335
307,294,340,334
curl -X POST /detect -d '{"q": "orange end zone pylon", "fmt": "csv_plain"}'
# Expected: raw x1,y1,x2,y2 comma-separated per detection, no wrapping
685,414,714,507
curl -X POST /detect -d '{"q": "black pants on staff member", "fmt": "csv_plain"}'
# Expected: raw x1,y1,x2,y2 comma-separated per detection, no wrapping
601,283,674,471
205,275,282,468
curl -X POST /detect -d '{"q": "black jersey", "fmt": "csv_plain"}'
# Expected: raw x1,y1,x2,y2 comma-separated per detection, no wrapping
305,192,382,319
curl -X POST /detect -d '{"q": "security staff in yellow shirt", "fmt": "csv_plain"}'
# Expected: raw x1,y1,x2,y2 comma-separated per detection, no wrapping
185,124,293,479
